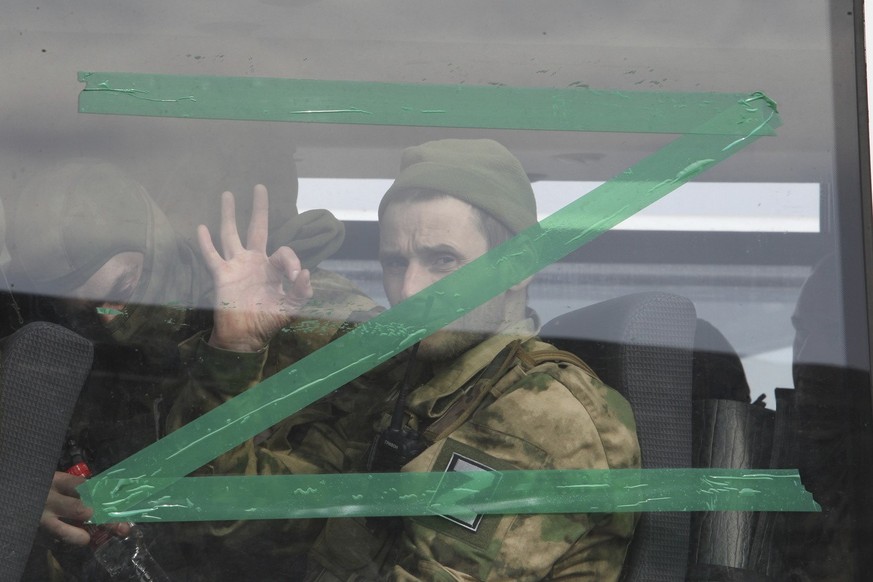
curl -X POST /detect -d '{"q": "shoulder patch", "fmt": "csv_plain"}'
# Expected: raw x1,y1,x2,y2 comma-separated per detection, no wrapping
411,438,514,549
438,452,496,532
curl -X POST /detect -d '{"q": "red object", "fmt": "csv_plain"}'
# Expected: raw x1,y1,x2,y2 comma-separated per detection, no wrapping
66,462,92,479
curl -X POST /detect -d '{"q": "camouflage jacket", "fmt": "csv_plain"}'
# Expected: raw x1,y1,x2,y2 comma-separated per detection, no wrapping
168,308,640,581
307,318,641,582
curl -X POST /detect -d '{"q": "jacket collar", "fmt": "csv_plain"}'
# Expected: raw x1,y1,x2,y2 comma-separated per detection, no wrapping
406,315,538,421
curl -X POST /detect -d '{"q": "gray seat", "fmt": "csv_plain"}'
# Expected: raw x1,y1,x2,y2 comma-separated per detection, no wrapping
0,322,93,581
540,291,697,582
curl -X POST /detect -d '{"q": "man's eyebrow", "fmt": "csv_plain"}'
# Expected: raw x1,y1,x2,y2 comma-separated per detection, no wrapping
409,243,464,259
379,243,461,260
421,244,461,254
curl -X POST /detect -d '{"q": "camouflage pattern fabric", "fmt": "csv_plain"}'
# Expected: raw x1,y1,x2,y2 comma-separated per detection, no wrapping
306,318,641,582
164,268,384,581
169,307,639,581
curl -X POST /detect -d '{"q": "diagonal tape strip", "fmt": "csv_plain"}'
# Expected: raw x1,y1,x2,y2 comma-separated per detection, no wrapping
79,95,781,516
77,72,776,136
81,469,818,524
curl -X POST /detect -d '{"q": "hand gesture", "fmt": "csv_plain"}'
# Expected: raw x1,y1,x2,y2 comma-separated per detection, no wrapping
199,185,312,352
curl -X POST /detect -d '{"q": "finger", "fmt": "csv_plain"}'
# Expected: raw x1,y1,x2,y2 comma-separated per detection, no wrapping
108,522,132,538
290,268,313,302
271,248,312,303
46,479,92,523
197,224,224,272
42,475,93,546
51,471,85,496
220,191,244,257
43,517,91,547
247,184,269,253
270,246,303,282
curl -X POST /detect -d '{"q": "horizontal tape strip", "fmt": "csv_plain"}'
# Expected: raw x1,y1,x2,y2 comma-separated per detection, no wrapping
81,469,818,524
78,72,776,136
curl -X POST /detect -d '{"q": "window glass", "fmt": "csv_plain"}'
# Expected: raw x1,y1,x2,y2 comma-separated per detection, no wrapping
3,1,871,580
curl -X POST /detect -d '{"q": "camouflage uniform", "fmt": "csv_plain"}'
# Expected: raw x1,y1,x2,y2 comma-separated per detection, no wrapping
165,267,385,581
305,317,641,581
174,308,640,581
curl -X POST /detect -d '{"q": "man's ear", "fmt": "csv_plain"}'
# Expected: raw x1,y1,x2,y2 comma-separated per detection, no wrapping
510,275,533,292
505,235,538,293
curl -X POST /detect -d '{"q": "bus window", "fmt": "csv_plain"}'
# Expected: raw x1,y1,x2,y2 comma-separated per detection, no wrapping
3,1,871,580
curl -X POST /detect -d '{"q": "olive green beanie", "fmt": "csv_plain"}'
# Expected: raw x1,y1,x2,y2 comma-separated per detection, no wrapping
6,161,214,345
7,162,151,294
378,139,537,234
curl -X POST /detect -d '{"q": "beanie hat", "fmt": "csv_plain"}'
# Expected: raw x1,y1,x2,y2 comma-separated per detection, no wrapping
7,162,150,294
6,161,212,346
153,124,345,270
378,139,537,234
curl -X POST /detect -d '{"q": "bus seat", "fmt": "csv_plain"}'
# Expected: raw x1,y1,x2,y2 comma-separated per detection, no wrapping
0,322,93,581
540,291,697,582
692,319,751,403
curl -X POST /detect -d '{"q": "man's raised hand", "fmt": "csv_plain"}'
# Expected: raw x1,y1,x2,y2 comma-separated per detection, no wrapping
199,185,312,352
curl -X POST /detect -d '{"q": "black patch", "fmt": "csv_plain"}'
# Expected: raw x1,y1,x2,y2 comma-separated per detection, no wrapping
411,438,519,551
437,452,496,532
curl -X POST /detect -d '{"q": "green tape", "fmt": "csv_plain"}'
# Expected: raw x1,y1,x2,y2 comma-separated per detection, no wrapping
83,110,779,505
78,72,775,136
95,306,124,316
79,95,779,515
81,469,817,524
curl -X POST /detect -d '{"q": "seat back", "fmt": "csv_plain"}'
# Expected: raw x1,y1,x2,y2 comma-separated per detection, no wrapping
540,291,697,582
0,322,93,581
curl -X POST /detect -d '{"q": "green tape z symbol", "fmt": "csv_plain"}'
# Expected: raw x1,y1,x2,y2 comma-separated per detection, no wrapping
76,73,815,522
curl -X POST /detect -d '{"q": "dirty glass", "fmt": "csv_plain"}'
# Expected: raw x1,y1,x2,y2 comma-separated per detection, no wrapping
2,1,871,581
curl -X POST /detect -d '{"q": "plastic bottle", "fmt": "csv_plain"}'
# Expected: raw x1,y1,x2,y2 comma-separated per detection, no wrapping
65,440,171,582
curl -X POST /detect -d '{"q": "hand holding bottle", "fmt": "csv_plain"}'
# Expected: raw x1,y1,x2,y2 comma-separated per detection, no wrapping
61,440,169,581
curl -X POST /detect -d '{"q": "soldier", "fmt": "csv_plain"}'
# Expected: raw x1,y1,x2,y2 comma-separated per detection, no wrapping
186,139,641,581
5,161,374,580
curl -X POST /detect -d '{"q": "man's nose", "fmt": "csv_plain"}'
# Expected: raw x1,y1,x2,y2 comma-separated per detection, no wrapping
400,263,430,301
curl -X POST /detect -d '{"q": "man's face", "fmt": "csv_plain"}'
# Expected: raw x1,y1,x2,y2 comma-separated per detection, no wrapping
380,196,509,362
69,251,145,324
